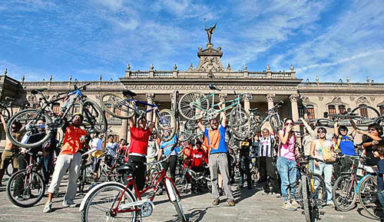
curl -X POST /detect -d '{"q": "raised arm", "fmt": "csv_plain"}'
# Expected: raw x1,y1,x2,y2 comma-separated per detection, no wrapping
278,126,291,145
301,117,316,137
128,117,134,128
198,119,205,132
334,121,339,137
0,114,6,132
220,103,226,127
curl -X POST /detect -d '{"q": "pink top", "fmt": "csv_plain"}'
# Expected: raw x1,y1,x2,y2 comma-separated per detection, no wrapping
278,130,296,160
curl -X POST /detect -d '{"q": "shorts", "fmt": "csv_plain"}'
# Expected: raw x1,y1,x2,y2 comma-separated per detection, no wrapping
0,150,19,169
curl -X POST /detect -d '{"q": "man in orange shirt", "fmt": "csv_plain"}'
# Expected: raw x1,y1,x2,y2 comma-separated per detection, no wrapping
43,113,87,213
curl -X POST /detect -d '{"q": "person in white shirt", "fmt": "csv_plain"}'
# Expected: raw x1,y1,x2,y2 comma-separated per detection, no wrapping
89,132,103,182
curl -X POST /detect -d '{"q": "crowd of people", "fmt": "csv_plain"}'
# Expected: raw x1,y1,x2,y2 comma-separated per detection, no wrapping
1,107,384,218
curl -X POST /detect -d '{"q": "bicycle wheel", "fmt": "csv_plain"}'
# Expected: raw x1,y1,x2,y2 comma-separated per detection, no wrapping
165,178,188,222
301,175,313,222
358,174,380,220
5,161,14,176
81,182,137,222
6,109,52,148
156,109,176,142
269,115,283,132
232,124,250,141
100,93,135,119
229,107,249,127
296,173,326,208
179,130,194,142
6,169,45,207
81,99,107,133
332,174,357,211
178,92,209,120
351,105,380,130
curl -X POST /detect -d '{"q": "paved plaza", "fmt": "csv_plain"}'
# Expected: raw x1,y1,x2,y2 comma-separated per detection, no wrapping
0,175,377,222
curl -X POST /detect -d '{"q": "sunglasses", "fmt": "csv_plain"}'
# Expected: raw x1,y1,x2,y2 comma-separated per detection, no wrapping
284,122,294,126
317,130,326,133
369,128,377,132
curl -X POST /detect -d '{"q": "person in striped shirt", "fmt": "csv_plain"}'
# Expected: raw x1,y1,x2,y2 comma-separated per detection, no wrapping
257,128,279,194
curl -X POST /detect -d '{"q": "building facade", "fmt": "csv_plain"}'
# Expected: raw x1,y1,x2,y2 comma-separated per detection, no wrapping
3,40,384,142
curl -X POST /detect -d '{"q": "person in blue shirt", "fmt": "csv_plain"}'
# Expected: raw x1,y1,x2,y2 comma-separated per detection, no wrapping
198,104,235,207
157,132,179,182
334,122,357,177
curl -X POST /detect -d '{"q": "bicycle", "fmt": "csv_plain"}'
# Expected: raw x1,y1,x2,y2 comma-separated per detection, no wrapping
6,150,45,207
357,169,381,220
0,96,29,124
79,151,188,222
178,84,249,127
177,163,211,193
6,83,107,148
315,104,380,130
100,89,176,142
296,156,326,222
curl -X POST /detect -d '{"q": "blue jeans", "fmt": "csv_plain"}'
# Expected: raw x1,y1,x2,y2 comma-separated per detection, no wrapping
277,157,297,201
378,190,384,211
313,162,333,204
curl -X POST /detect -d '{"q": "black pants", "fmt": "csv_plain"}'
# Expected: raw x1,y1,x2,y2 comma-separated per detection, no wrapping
259,156,279,193
191,166,204,191
127,155,146,191
239,153,251,187
162,155,177,182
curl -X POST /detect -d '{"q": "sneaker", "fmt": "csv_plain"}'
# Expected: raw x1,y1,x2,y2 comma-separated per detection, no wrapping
212,199,219,206
43,202,52,213
282,201,297,211
290,199,300,208
63,200,77,208
227,200,235,206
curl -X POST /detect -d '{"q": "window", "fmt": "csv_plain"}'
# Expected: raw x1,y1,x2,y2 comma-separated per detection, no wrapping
328,105,336,117
306,105,315,119
53,104,60,114
359,104,368,118
380,106,384,116
298,105,305,118
338,105,346,114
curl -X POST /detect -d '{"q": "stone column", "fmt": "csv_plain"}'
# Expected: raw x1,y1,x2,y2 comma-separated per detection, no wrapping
146,93,155,122
266,94,275,110
290,94,300,122
243,94,252,113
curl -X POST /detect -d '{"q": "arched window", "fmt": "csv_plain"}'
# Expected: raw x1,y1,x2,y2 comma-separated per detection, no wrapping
328,105,336,116
379,105,384,116
306,105,315,119
338,105,346,114
359,104,368,118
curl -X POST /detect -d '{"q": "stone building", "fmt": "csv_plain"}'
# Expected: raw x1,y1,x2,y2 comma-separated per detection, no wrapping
2,37,384,143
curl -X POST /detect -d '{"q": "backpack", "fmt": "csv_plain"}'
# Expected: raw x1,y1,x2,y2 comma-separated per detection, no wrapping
334,135,353,152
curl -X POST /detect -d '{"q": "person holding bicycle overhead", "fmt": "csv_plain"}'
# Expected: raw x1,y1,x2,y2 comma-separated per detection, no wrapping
43,113,87,213
127,114,155,191
158,131,179,182
198,104,235,207
0,114,21,186
310,127,335,207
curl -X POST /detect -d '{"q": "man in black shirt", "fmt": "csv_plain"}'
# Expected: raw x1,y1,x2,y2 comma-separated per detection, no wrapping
239,137,252,189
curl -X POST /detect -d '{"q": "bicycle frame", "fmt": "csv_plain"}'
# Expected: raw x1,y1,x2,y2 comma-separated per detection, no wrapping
109,163,180,215
193,92,241,113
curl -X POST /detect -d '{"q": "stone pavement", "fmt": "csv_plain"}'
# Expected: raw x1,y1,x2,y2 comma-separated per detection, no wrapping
0,175,377,222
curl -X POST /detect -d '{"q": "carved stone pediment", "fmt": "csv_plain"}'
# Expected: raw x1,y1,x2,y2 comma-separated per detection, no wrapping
193,44,225,73
356,96,369,105
326,97,347,105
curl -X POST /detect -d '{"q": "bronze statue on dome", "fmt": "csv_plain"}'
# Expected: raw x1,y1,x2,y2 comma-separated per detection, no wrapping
205,24,216,45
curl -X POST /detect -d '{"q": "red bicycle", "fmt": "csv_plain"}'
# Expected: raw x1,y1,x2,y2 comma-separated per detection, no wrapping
79,154,188,222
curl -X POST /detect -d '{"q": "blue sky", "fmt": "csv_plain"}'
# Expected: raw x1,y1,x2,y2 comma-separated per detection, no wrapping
0,0,383,82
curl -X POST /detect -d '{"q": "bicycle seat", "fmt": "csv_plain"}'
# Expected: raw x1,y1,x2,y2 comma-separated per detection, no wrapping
123,89,137,98
31,88,48,95
117,163,134,174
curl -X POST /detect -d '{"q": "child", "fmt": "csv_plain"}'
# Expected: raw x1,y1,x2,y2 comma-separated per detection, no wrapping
190,140,207,193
